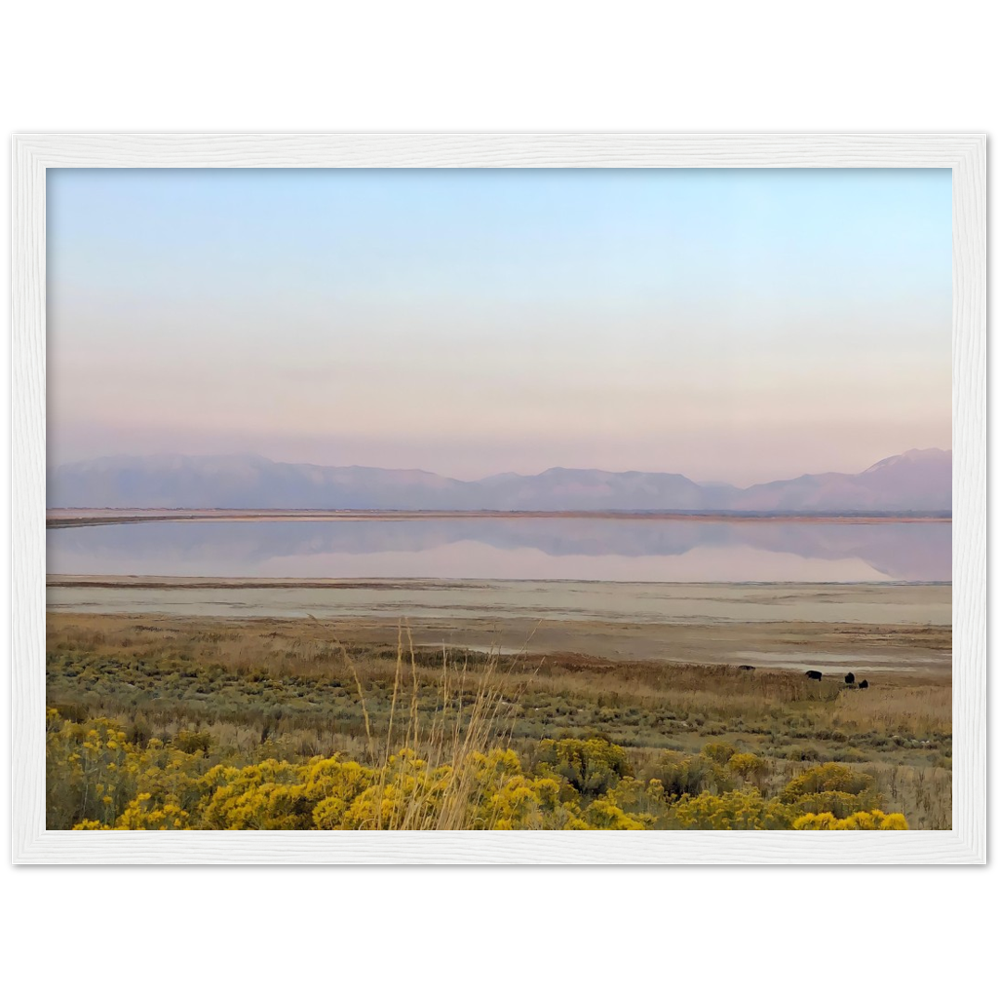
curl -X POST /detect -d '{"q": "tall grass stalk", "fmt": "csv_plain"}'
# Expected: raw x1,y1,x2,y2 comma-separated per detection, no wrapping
331,620,538,830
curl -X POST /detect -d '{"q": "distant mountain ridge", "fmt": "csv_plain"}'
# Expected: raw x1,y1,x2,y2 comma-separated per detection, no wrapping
48,448,952,513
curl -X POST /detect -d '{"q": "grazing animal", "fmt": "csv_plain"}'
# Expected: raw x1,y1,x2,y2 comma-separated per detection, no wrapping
845,672,856,685
858,679,869,689
805,670,823,681
738,664,756,671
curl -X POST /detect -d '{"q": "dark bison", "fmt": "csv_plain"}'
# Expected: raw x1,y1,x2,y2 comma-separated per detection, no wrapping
738,664,756,671
845,672,856,685
858,679,869,689
805,670,823,681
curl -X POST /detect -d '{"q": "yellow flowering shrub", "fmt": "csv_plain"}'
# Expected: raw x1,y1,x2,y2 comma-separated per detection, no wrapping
672,789,795,830
46,709,909,832
340,751,453,830
302,757,378,829
47,711,136,829
793,810,909,830
533,738,631,796
701,742,738,765
113,794,191,830
727,752,769,783
779,762,880,818
584,798,650,830
780,763,873,802
200,760,314,830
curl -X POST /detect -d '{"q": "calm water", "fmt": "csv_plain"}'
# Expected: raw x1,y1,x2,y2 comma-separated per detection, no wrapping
46,516,951,583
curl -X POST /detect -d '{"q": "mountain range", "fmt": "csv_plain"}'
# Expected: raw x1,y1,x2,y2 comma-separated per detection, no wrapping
47,448,952,513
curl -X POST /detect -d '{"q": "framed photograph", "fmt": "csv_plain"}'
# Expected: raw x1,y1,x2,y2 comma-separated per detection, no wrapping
12,133,986,864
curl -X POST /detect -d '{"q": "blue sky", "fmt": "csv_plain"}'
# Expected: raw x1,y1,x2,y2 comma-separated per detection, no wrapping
47,168,952,484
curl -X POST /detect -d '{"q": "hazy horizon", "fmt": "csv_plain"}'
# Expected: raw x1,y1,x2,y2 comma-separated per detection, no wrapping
47,168,952,487
51,444,951,488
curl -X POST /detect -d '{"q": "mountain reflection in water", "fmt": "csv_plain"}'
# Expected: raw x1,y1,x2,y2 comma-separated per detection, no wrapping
46,517,951,583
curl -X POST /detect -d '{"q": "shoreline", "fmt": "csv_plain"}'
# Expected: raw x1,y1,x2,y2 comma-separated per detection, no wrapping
45,508,953,529
46,574,953,589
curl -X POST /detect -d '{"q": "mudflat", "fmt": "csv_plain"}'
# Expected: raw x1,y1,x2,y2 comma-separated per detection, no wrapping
47,577,951,674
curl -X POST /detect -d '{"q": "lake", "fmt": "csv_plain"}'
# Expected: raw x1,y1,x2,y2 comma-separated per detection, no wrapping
46,515,951,583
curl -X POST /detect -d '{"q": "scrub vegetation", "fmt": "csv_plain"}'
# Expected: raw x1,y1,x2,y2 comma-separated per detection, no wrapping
46,614,951,830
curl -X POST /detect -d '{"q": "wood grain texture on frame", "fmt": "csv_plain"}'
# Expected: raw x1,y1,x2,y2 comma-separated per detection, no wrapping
11,133,987,864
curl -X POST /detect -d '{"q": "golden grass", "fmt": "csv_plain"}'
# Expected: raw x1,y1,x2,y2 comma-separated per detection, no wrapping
343,625,536,830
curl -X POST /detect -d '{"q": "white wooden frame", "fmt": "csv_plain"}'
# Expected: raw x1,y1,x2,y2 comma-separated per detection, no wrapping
12,133,987,864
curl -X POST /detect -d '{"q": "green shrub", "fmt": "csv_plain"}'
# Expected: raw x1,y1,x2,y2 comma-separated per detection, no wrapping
647,751,729,799
533,737,631,797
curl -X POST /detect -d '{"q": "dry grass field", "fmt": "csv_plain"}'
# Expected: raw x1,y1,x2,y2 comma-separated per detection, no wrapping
47,613,951,829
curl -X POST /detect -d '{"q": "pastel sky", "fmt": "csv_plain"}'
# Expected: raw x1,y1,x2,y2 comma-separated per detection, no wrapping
47,168,952,486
